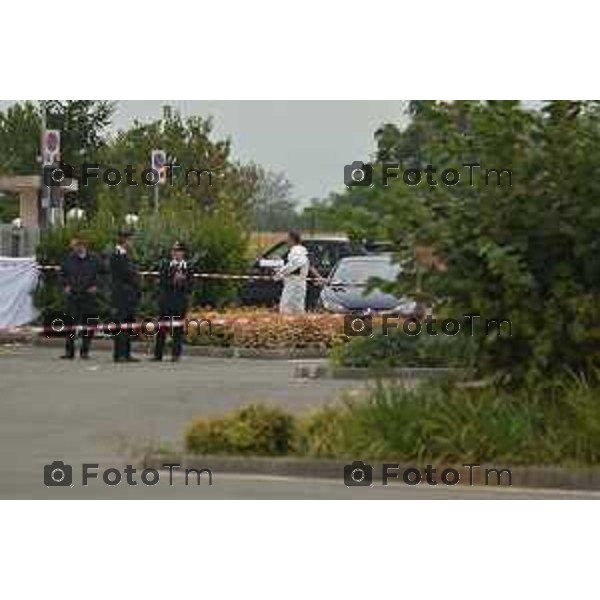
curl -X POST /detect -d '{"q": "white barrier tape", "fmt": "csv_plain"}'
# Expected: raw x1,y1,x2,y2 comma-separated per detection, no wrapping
36,264,366,287
37,264,293,280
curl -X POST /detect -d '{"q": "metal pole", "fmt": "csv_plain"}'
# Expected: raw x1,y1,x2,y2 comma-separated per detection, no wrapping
154,182,159,214
39,103,49,229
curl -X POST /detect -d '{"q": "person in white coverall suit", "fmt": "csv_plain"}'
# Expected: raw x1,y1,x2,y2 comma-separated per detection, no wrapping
276,231,310,314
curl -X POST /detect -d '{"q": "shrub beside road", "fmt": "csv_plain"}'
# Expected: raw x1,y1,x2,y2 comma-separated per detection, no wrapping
183,375,600,466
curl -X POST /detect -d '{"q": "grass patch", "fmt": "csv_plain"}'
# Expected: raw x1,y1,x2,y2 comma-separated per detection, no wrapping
182,374,600,466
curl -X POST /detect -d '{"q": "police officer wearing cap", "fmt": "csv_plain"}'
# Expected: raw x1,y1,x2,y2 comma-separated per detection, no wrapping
152,241,192,362
110,230,140,362
61,235,99,359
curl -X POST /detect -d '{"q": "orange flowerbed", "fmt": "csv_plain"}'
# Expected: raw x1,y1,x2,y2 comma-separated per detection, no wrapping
185,308,406,349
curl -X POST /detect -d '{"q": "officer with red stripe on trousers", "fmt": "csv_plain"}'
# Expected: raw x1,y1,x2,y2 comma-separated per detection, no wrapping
151,241,191,362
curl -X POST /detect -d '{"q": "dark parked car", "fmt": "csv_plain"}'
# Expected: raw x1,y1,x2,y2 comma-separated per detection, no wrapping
319,254,416,314
240,235,365,309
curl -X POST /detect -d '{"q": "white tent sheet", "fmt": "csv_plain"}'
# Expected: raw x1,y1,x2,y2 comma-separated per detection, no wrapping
0,257,39,327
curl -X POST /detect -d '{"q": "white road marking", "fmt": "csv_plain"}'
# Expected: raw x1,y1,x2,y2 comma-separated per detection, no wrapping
161,470,600,498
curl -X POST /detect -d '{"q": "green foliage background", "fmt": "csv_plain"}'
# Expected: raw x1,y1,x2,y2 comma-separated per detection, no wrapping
311,101,600,384
29,109,258,318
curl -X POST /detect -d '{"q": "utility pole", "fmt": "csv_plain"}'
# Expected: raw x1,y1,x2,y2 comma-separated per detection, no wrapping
151,149,167,215
150,106,172,215
153,181,159,215
39,104,49,229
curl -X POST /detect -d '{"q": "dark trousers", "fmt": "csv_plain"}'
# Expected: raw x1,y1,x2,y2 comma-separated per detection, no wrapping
154,314,184,359
65,327,94,358
65,294,96,357
113,312,136,360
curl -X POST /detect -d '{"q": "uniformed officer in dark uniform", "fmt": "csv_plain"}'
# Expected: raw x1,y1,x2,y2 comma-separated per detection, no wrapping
152,241,192,362
61,235,99,359
110,230,140,362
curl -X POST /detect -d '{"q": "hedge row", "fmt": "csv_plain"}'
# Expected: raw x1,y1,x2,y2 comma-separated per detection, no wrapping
34,211,247,319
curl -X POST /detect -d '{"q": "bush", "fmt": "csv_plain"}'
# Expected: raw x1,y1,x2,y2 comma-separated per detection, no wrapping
183,417,230,454
184,404,294,456
296,376,600,465
34,208,249,320
329,329,476,369
294,406,351,458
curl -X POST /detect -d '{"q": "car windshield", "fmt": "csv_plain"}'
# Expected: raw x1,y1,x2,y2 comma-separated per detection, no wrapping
263,242,289,260
332,257,401,284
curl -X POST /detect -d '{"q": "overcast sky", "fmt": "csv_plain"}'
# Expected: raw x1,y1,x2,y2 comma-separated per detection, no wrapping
1,100,407,203
119,101,408,202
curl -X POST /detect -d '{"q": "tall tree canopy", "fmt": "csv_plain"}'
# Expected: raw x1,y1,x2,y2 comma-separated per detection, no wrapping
95,111,258,222
313,100,600,383
250,168,300,231
0,101,115,214
0,101,42,176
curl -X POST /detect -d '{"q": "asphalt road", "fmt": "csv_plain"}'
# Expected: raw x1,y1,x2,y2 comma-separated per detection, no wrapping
1,345,596,499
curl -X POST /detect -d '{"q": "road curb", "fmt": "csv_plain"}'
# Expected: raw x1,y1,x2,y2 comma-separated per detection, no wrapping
144,455,346,479
31,335,328,359
185,345,328,359
143,454,600,491
293,364,459,379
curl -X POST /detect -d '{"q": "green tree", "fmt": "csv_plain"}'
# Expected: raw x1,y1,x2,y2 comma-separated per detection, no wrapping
0,101,42,175
0,100,115,214
0,192,19,223
95,110,257,222
251,168,300,231
41,100,115,213
318,100,600,384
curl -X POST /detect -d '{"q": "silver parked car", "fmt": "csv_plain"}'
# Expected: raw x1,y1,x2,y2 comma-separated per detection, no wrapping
319,254,416,314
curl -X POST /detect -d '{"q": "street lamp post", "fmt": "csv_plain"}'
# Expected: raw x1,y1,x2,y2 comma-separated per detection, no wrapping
11,217,23,257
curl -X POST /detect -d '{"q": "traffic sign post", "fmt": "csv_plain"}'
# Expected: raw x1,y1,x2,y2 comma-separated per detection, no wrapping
41,130,62,227
151,150,167,214
41,130,61,166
